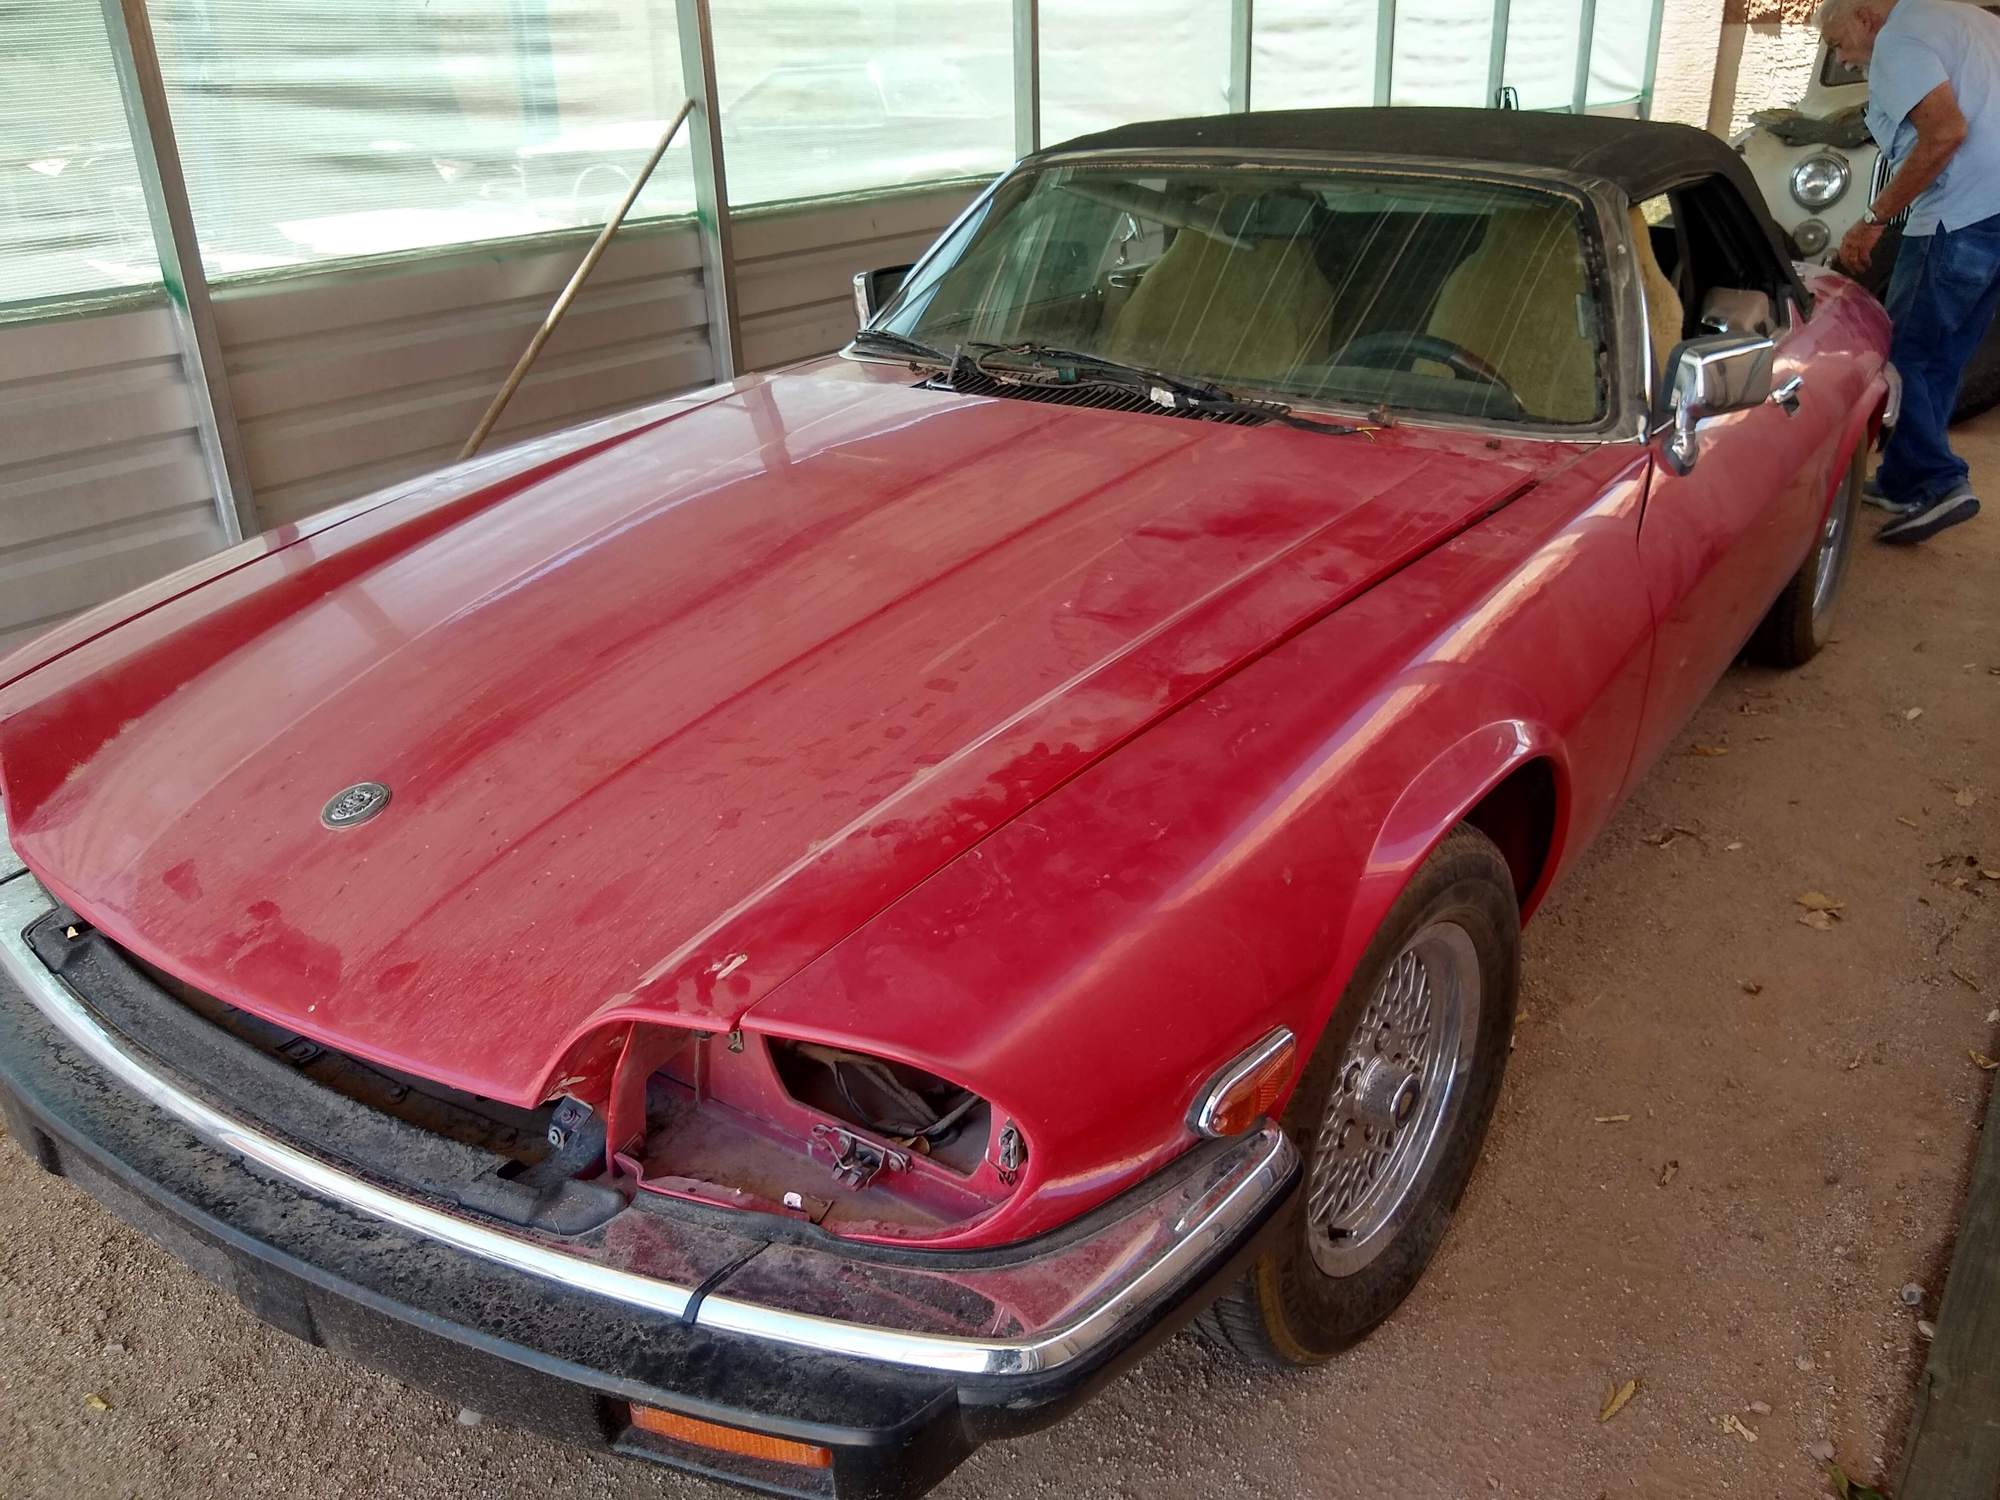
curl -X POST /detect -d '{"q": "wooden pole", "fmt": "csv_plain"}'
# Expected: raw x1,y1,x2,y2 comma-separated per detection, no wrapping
458,97,696,461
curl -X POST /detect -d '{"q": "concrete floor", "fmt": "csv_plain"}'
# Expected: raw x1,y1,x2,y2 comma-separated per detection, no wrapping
2,415,1998,1500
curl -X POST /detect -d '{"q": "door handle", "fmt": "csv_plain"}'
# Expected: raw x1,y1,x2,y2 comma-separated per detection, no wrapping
1769,374,1805,414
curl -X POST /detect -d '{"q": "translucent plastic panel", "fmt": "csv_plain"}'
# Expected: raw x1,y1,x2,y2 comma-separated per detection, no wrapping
1252,0,1380,111
1,0,158,305
152,0,692,276
1391,0,1496,107
1584,0,1654,111
713,0,1013,208
1040,0,1232,145
1501,0,1585,111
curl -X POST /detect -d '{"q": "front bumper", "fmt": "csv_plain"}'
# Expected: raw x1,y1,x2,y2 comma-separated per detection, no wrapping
0,858,1297,1498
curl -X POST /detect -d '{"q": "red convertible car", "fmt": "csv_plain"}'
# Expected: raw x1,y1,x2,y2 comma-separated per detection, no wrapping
0,110,1892,1496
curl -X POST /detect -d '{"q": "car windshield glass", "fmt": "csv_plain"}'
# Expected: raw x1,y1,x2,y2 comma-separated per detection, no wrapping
871,160,1607,426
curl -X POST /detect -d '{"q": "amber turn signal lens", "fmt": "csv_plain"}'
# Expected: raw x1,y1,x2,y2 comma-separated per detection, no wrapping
1189,1027,1297,1138
628,1403,833,1468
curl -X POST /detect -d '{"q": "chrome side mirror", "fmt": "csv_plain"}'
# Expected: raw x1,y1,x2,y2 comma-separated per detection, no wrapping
852,264,913,328
1654,332,1776,474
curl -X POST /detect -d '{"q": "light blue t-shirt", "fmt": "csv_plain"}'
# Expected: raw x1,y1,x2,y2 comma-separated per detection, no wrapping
1865,0,2000,234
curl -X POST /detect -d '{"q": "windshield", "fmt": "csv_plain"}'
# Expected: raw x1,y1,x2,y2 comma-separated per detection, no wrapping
871,160,1607,426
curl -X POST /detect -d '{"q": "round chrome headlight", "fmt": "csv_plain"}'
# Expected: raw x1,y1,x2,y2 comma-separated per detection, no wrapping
1793,218,1831,257
1790,153,1851,209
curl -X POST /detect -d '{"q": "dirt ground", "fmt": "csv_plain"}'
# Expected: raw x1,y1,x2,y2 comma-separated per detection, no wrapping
3,416,1997,1500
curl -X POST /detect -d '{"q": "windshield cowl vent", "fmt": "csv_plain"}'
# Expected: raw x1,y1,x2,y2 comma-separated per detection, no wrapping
919,369,1272,426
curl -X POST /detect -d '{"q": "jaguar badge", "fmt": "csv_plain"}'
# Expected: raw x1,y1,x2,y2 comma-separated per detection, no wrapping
321,781,391,829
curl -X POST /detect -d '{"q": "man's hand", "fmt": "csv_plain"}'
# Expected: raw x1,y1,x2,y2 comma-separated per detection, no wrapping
1839,219,1887,274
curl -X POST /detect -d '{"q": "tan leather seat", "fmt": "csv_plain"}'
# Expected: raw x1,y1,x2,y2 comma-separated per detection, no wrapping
1426,204,1601,422
1104,212,1334,382
1628,206,1685,386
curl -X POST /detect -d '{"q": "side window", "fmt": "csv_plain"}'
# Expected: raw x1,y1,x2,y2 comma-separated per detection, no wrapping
1667,178,1791,338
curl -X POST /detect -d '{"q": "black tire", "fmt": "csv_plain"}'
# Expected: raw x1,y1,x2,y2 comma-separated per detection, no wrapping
1195,824,1519,1367
1748,445,1861,669
1952,318,2000,424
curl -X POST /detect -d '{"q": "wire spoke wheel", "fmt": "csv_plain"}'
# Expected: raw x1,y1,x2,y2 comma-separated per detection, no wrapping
1305,920,1482,1276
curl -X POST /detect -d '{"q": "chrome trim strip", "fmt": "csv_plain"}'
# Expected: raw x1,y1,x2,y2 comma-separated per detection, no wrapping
1189,1026,1296,1138
0,838,1295,1379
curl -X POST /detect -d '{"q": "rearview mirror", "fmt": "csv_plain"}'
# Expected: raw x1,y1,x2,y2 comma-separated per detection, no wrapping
852,264,913,328
1655,332,1776,474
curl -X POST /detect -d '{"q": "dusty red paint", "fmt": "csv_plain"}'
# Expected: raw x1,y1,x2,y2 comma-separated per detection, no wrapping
0,268,1890,1249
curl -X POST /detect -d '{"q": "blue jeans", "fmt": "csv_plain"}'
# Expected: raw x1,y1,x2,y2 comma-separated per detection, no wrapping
1877,211,2000,506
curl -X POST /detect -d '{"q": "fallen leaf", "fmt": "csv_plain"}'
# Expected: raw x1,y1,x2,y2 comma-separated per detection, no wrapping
1746,1400,1772,1416
1897,815,1919,829
1982,870,2000,881
64,925,77,940
1659,1159,1679,1186
1904,707,1924,721
83,1393,108,1413
1972,1051,1999,1071
1690,744,1730,757
1720,1412,1759,1442
1917,1319,1936,1341
1796,891,1845,912
1949,968,1981,992
1594,1113,1632,1124
1740,979,1764,995
1799,910,1838,931
1846,1052,1865,1071
1957,788,1981,808
1987,1007,1999,1024
1825,1462,1893,1500
1726,840,1745,851
1599,1377,1639,1423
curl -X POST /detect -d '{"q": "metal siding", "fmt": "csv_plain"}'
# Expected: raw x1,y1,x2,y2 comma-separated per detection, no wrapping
1,184,982,649
0,299,227,656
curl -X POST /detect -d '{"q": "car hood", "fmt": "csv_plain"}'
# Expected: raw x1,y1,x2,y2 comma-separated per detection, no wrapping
0,372,1540,1106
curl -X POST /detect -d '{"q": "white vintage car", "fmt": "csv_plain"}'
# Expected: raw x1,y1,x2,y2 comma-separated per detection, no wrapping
1735,1,2000,417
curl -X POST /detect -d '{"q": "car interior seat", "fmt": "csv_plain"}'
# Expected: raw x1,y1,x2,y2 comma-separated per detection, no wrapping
1424,202,1602,423
1104,194,1336,382
1628,206,1686,391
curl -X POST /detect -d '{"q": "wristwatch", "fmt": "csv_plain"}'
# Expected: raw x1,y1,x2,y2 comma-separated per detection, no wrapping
1862,207,1885,226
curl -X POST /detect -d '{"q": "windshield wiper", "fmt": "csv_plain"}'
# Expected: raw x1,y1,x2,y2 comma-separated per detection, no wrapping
964,342,1365,437
850,327,952,366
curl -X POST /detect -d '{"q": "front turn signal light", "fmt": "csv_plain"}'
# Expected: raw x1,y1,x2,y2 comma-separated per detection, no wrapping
628,1403,833,1468
1189,1027,1297,1138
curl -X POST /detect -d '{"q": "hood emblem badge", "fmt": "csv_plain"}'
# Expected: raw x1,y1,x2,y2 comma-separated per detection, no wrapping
321,781,391,829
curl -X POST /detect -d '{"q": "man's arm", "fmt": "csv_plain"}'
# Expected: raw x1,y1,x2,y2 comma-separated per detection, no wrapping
1841,82,1969,271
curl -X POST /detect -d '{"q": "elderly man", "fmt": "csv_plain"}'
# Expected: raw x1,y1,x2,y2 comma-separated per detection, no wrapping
1822,0,2000,544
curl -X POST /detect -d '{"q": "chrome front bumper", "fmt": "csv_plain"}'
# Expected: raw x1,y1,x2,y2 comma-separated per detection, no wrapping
0,839,1296,1383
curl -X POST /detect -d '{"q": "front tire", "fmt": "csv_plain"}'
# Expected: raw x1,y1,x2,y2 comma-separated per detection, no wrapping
1749,444,1860,669
1196,824,1519,1366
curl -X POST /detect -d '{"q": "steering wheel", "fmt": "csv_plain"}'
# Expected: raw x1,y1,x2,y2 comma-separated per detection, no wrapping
1335,331,1517,399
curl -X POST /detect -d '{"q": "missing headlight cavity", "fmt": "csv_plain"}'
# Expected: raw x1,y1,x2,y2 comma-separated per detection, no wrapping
770,1041,990,1176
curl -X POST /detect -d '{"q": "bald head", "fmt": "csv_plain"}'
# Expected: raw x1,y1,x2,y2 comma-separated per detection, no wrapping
1818,0,1898,67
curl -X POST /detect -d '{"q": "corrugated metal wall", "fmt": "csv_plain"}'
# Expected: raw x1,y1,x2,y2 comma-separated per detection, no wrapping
0,179,980,650
0,304,230,658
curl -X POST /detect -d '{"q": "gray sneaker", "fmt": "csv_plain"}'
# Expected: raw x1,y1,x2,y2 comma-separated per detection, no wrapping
1862,475,1920,515
1877,486,1980,544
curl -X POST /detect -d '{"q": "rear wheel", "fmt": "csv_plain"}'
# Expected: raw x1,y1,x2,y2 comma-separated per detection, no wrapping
1748,445,1860,669
1196,825,1518,1366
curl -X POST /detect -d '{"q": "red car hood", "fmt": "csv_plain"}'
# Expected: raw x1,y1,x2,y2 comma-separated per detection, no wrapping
0,372,1538,1106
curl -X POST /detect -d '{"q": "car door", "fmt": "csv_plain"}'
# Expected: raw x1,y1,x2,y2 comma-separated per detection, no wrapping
1627,182,1840,779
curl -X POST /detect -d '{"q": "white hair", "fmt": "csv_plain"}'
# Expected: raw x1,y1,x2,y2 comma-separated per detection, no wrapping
1816,0,1891,31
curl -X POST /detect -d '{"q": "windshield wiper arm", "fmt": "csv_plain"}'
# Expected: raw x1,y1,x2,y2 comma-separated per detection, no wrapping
850,327,952,365
965,342,1366,437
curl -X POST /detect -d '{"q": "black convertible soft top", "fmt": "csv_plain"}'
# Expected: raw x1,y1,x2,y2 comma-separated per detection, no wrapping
1040,106,1808,310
